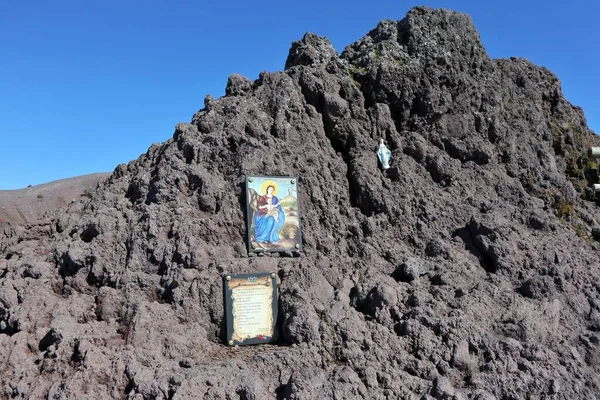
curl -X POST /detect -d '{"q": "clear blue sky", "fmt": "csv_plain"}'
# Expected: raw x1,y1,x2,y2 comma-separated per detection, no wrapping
1,0,598,189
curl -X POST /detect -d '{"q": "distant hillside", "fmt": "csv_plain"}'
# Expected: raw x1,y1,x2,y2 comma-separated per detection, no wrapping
0,173,109,226
279,193,298,207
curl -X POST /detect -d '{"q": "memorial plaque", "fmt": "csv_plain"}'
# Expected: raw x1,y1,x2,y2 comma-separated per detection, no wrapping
245,175,303,253
223,272,279,346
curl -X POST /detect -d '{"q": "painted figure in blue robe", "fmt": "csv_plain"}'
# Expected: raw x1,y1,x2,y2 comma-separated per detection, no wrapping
254,185,285,243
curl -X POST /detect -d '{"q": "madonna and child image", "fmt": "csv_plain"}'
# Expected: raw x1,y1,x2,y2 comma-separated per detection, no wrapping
246,176,303,252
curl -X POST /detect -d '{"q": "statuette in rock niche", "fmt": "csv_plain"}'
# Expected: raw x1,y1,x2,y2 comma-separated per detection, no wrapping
377,138,392,170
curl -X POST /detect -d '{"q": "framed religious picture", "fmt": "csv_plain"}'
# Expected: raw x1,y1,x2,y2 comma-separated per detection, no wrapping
245,175,303,253
223,271,279,346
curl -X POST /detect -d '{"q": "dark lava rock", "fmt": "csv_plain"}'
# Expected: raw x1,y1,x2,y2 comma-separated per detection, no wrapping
392,257,434,282
1,6,600,400
518,275,557,299
39,328,62,352
592,227,600,241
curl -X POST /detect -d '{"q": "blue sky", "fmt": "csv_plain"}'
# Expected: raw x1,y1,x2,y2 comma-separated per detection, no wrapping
1,0,598,189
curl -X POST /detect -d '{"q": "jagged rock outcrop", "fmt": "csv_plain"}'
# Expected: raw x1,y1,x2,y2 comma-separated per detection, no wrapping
1,7,600,399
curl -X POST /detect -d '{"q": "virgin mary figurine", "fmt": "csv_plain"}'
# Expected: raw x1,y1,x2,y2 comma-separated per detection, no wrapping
377,138,391,170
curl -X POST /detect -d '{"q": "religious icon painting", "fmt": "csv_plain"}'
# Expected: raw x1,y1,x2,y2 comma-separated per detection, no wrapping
245,175,303,253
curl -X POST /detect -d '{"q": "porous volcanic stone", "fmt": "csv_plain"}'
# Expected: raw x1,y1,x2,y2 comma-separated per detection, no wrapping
1,6,600,399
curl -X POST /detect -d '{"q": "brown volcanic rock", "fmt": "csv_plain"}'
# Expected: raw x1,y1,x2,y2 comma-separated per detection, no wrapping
2,7,600,399
0,173,109,226
0,173,109,264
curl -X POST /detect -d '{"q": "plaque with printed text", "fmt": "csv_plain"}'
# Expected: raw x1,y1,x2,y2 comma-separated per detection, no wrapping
223,272,279,346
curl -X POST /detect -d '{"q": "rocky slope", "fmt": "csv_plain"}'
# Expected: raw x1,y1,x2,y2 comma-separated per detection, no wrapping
0,173,109,226
2,6,600,399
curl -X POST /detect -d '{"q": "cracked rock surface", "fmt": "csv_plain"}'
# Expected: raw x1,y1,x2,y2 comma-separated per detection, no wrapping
2,6,600,399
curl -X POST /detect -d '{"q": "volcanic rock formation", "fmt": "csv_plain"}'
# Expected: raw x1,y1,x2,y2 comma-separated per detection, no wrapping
0,173,109,226
2,6,600,399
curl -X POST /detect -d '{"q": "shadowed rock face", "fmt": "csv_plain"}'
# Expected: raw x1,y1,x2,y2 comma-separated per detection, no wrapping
2,6,600,399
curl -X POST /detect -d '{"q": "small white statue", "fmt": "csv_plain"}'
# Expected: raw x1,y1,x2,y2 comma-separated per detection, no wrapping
377,138,391,170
